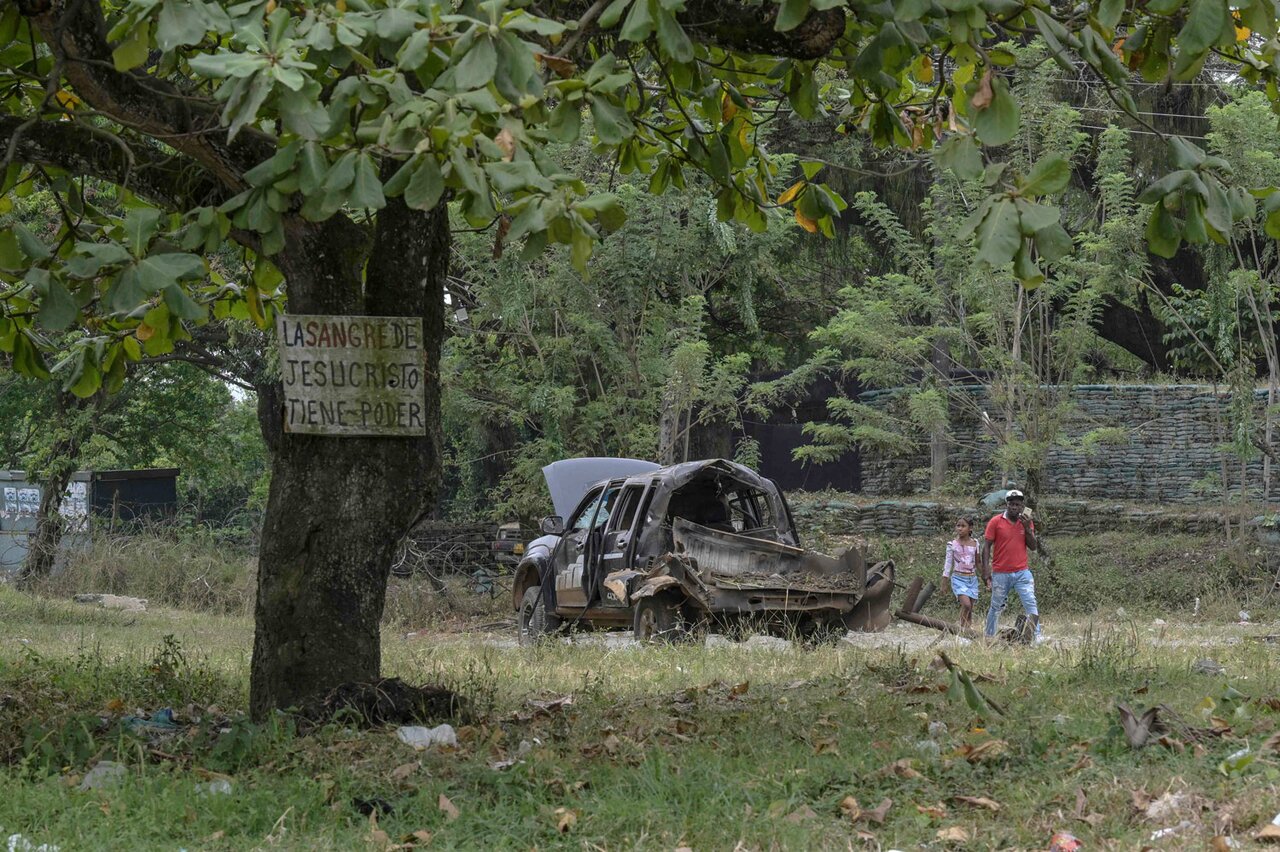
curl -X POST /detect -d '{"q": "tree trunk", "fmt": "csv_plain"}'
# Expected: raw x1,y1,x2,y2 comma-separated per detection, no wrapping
249,200,447,720
929,338,950,492
19,392,97,585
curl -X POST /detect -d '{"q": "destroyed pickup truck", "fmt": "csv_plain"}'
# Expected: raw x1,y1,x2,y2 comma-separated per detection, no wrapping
512,458,894,644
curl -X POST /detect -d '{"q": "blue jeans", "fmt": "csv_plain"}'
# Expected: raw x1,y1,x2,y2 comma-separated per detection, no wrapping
985,569,1039,637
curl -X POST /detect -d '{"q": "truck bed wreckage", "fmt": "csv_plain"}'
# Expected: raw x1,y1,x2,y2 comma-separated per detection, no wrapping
512,458,896,643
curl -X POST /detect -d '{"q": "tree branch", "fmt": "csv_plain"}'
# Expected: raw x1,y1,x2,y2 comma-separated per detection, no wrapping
0,114,225,209
18,0,276,190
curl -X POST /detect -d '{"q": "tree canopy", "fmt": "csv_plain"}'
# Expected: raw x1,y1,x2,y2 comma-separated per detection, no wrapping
2,0,1280,394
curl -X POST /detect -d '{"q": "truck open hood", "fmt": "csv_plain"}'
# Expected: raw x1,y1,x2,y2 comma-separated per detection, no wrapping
541,457,660,518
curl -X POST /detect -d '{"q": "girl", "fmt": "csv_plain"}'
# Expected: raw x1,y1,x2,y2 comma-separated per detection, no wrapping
942,517,980,629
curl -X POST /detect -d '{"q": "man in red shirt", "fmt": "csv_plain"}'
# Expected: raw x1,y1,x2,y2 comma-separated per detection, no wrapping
979,489,1040,639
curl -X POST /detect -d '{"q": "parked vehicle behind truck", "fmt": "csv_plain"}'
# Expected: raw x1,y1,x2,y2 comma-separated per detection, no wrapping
512,458,895,644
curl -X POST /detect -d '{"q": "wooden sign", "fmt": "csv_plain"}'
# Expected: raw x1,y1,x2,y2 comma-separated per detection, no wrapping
276,314,427,437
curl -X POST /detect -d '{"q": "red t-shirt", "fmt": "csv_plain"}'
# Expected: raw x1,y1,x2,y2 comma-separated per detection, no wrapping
985,513,1034,573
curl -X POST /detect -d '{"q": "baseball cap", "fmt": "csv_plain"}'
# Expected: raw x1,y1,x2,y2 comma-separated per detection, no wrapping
1005,489,1024,499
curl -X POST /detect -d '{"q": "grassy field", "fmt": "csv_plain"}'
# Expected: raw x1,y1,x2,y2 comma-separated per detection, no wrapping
3,552,1280,851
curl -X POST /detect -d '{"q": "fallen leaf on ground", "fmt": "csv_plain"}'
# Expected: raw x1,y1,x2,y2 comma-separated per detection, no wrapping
554,807,577,833
839,796,861,821
438,794,459,821
784,805,818,824
400,830,432,846
1259,823,1280,842
864,798,893,825
813,737,840,756
937,826,970,843
389,762,417,782
882,759,923,779
960,739,1008,763
729,681,750,697
953,795,1000,812
367,813,391,848
917,803,947,819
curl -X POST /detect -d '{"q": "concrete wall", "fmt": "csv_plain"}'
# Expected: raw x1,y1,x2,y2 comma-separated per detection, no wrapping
858,384,1277,503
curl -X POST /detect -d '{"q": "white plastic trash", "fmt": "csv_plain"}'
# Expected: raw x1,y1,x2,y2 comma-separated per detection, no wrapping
78,761,127,791
395,724,458,750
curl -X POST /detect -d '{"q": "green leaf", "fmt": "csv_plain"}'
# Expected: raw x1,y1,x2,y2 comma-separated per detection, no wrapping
112,21,151,71
655,8,693,63
972,75,1020,146
1015,199,1060,233
590,97,634,145
1146,203,1181,258
404,157,444,210
298,143,329,195
1136,169,1196,204
486,160,552,194
37,279,78,331
1097,0,1124,30
453,35,497,90
1013,243,1044,289
975,198,1021,267
1020,155,1070,196
397,28,433,70
162,282,206,321
349,153,387,210
157,0,206,52
547,98,583,142
12,224,50,261
1034,223,1073,263
108,267,148,313
67,242,133,278
619,0,655,42
1177,0,1226,56
279,96,331,141
776,0,812,32
935,135,983,180
597,0,633,29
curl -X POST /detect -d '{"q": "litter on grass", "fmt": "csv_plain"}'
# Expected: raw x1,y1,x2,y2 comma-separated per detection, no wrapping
395,724,457,750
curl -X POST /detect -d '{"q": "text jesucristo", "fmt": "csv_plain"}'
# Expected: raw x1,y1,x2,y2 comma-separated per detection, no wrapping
276,315,427,437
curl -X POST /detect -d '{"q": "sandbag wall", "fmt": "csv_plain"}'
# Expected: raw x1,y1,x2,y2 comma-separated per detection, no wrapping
857,384,1279,504
790,498,1224,538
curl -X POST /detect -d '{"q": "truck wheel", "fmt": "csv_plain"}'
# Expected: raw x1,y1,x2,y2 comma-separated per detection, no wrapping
633,595,685,643
518,586,559,645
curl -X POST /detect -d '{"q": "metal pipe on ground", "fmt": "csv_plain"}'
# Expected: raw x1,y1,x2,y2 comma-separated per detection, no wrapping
900,577,924,614
894,609,981,641
913,581,936,613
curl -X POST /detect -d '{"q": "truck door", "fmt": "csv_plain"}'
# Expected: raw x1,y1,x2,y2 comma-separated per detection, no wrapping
553,482,621,609
590,482,650,602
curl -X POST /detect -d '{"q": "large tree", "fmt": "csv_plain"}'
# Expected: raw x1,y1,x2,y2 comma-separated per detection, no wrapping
3,0,1279,717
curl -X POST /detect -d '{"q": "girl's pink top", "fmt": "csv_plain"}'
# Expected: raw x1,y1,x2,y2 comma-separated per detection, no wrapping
943,539,977,577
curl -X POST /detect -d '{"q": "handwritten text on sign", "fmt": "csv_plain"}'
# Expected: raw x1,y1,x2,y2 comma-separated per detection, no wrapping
277,314,426,437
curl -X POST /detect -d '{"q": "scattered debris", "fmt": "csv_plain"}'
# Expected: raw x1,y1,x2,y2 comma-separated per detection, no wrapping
1256,811,1280,842
1116,702,1167,748
196,779,233,796
1150,820,1197,841
1048,831,1082,851
927,720,949,739
936,826,969,843
1193,658,1226,676
489,739,536,771
72,594,147,612
1238,610,1251,623
2,831,59,852
78,760,127,791
395,723,458,750
353,797,395,817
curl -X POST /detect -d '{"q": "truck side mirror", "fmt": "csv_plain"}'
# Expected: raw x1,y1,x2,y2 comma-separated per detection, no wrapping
540,515,564,535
